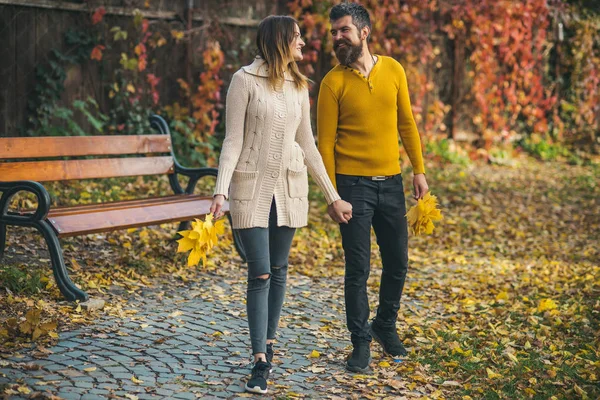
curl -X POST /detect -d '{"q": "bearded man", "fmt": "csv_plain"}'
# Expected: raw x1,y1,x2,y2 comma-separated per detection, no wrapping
317,2,430,372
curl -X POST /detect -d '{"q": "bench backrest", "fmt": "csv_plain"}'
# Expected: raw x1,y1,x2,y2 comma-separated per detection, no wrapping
0,135,174,182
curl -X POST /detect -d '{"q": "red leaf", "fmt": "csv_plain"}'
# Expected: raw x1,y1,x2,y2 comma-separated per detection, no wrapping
91,7,106,25
90,45,105,61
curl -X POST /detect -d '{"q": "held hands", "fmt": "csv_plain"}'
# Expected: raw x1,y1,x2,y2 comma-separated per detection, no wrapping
210,194,226,219
327,199,353,224
413,173,429,200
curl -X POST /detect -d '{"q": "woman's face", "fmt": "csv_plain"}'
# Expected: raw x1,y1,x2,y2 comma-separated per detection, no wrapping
290,24,305,61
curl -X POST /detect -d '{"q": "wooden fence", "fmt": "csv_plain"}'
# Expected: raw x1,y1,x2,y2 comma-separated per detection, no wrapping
0,0,283,136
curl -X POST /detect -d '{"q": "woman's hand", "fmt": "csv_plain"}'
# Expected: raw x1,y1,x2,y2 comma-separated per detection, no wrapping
327,199,353,224
210,195,226,219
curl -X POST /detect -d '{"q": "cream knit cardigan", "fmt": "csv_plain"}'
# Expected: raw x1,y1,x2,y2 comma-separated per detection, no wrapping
214,57,340,229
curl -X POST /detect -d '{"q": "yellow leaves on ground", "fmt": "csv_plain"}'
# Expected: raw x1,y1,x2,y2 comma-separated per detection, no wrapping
495,291,509,301
486,368,502,379
176,214,226,267
308,350,320,358
131,375,144,384
6,307,58,341
406,192,443,235
538,298,558,312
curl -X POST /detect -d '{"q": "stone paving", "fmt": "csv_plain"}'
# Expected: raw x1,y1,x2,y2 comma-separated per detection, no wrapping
1,269,379,399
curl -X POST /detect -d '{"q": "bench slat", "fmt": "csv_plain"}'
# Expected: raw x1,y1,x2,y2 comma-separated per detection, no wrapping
0,156,175,182
47,195,228,237
0,135,172,159
48,195,209,216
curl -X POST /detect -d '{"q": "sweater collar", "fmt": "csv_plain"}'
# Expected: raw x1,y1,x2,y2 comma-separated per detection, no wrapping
242,56,294,82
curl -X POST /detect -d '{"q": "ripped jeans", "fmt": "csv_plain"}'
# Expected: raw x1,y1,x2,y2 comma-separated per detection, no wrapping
233,200,296,355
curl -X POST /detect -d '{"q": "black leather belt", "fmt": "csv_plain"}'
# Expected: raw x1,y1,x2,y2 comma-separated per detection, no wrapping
368,175,395,181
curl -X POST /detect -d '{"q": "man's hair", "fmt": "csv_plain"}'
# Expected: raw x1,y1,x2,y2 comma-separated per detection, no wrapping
329,2,372,38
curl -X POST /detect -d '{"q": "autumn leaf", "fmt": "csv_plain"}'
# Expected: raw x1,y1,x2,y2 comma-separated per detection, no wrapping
176,214,226,267
134,44,146,56
308,350,320,358
91,7,106,25
138,54,148,72
538,298,558,312
131,375,144,384
406,192,443,235
486,368,502,379
171,30,185,42
90,45,105,61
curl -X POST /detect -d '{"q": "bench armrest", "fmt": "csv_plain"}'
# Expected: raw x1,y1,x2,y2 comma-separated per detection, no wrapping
0,181,51,224
149,114,220,196
174,165,218,195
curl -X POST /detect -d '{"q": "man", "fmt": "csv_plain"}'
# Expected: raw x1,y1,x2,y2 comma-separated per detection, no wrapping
317,2,429,373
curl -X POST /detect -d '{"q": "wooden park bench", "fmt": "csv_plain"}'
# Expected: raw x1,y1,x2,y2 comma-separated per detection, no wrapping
0,114,244,302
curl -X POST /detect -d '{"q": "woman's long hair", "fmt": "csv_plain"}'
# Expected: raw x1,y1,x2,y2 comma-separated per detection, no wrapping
256,15,308,89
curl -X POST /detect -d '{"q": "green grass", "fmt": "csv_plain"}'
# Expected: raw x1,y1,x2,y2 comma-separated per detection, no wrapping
0,265,44,295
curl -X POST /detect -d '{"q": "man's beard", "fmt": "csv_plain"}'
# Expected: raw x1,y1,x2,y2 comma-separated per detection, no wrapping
334,39,363,66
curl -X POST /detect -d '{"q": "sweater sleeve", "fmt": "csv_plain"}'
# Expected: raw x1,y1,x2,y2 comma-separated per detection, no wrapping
316,81,339,189
214,70,249,198
295,89,341,205
397,64,426,175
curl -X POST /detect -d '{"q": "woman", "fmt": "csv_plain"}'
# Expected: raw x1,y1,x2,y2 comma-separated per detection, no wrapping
210,15,352,394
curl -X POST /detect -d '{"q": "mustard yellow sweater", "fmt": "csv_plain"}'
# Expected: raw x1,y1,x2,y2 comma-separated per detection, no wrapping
317,56,425,187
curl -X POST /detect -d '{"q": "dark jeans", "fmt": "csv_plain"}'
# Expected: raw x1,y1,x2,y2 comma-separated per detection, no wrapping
233,200,296,355
336,174,409,344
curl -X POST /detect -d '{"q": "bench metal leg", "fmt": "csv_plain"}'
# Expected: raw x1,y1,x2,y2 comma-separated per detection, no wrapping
177,221,191,232
0,223,5,260
35,221,89,302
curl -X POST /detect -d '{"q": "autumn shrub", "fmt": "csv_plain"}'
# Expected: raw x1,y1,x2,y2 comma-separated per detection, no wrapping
290,0,600,153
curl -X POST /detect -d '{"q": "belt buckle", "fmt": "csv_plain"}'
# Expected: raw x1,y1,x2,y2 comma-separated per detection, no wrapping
371,176,387,181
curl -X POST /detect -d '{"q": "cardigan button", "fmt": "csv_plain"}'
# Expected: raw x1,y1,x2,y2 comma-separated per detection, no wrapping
271,171,279,178
273,153,281,160
275,133,282,138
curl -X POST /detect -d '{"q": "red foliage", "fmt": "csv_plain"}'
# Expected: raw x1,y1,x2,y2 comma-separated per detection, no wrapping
289,0,599,147
90,45,105,61
91,7,106,25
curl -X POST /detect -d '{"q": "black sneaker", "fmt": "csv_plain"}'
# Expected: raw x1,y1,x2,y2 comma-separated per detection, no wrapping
266,343,274,371
370,321,407,357
346,342,371,372
245,360,270,394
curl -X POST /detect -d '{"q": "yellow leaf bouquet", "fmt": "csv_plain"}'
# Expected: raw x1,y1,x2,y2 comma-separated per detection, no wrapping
405,192,443,235
176,214,225,267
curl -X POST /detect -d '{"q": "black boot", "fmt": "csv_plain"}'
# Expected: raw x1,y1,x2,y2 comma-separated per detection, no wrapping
346,341,371,372
370,321,407,357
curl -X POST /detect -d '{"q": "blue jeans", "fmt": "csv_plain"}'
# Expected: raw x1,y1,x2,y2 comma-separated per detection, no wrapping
233,201,296,355
336,174,409,344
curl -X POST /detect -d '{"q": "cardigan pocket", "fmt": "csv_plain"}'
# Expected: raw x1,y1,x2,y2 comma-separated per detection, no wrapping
230,170,259,200
287,166,309,198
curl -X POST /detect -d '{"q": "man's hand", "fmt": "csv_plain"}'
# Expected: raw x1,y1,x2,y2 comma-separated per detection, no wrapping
413,173,429,200
328,199,353,224
210,194,226,218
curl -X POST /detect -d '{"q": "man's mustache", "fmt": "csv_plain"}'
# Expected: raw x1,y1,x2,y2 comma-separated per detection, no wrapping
334,39,353,50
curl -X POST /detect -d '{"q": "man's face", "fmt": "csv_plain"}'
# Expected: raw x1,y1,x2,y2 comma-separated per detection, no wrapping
330,15,363,66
